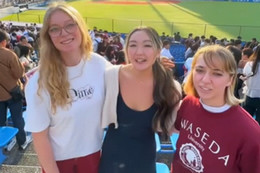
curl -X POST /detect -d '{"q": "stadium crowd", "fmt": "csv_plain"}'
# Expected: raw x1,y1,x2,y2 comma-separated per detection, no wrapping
0,0,44,8
0,19,259,123
0,11,259,172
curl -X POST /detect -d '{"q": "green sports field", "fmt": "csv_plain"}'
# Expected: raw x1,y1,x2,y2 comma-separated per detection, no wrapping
1,0,260,41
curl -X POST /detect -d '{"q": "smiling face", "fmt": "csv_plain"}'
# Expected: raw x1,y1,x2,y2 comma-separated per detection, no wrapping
126,30,160,71
48,10,82,56
192,55,233,106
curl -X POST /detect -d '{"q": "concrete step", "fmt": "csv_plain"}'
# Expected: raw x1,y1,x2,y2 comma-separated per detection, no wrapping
0,165,41,173
0,142,41,172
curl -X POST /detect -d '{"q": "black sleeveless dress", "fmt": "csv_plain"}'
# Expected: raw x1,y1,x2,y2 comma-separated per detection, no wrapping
99,92,157,173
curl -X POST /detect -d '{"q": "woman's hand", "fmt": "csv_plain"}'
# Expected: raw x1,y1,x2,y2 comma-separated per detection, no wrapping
160,56,175,70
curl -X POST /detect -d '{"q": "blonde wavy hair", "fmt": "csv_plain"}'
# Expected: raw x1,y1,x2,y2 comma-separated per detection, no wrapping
38,2,93,114
184,45,242,106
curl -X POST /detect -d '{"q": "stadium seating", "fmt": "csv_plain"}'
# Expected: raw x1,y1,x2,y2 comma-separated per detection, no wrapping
156,162,170,173
169,43,186,63
0,126,18,165
157,133,179,154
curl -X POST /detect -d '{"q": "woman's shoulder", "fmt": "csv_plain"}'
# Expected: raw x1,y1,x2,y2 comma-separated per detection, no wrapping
89,52,105,61
228,106,260,135
105,64,122,78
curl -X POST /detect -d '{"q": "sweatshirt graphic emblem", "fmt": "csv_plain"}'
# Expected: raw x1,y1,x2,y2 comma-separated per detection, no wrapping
179,143,204,173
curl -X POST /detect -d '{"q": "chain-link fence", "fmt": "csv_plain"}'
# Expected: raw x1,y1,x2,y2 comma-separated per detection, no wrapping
2,13,260,40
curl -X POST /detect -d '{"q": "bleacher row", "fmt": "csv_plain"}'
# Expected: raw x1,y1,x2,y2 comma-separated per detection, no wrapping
169,43,186,79
155,133,179,172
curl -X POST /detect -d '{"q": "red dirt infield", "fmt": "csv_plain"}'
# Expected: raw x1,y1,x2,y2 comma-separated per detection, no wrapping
89,0,181,5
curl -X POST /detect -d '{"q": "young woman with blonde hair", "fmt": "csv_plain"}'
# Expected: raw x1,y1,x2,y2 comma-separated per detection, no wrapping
172,45,260,173
25,3,110,173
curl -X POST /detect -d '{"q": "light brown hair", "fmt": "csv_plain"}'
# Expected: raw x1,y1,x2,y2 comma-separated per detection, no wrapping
184,45,241,105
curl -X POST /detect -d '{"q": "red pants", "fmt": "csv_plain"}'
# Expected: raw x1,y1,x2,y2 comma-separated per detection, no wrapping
42,151,100,173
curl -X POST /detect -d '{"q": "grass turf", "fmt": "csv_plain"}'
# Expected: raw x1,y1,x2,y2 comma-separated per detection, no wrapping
1,0,260,41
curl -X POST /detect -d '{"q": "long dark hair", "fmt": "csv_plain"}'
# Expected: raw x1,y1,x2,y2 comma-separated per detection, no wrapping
250,45,260,76
125,26,182,135
105,45,115,61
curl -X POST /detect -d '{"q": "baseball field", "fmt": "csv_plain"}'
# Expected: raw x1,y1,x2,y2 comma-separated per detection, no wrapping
1,0,260,41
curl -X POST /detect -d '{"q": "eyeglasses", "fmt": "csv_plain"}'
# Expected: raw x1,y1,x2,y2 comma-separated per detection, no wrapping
48,22,78,37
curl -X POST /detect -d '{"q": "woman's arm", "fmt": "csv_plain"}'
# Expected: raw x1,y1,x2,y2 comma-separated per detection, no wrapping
32,129,60,173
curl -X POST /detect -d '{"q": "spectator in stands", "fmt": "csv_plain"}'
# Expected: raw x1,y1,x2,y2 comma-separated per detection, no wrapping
14,36,33,57
161,31,166,41
118,33,125,47
203,38,211,47
24,3,110,173
171,45,260,173
250,38,258,49
0,29,31,150
111,35,123,51
19,45,35,72
115,50,126,65
209,35,217,44
200,35,206,47
182,56,194,85
103,30,109,38
97,34,110,56
99,26,182,173
10,32,18,47
174,32,181,42
93,32,102,52
104,45,116,64
241,45,260,125
185,42,200,60
160,40,174,61
226,45,242,98
239,48,253,71
187,33,193,40
234,39,242,50
89,26,97,41
236,48,253,98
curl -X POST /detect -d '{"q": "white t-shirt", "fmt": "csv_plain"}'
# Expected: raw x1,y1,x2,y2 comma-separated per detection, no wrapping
183,57,194,84
160,48,173,60
25,53,110,161
243,61,260,98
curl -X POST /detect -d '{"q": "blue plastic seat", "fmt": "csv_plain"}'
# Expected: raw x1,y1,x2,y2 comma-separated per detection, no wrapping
155,133,161,152
0,126,18,164
156,162,170,173
170,133,179,151
170,43,186,63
